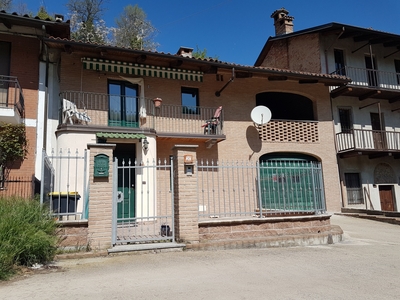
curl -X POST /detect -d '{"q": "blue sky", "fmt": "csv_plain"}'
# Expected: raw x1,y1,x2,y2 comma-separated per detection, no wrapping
16,0,400,65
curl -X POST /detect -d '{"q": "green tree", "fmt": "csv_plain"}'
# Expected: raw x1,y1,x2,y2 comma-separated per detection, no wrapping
0,123,28,185
192,45,219,60
113,4,158,51
0,0,12,11
37,6,52,20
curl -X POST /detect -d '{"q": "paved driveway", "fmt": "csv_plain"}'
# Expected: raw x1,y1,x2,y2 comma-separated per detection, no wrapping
1,215,400,300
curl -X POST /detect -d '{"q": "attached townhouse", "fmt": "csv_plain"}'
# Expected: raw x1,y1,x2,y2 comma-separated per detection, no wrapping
38,16,350,249
0,12,69,198
256,8,400,212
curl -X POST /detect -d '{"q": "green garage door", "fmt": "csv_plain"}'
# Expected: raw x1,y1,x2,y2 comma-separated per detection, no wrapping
259,153,325,213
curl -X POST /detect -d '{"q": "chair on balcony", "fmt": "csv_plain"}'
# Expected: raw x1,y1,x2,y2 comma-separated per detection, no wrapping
202,106,222,134
63,99,91,124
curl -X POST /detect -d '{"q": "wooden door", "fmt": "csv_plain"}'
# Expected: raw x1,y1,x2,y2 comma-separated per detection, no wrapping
379,185,394,211
365,56,378,87
371,113,386,149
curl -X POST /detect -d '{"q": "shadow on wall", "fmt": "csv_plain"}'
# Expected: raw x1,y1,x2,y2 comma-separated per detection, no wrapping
246,125,262,160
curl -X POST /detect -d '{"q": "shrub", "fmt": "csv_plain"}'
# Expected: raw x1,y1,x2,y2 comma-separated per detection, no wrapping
0,196,59,280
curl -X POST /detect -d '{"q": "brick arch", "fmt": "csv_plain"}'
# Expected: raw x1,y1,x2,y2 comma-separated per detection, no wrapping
374,163,396,184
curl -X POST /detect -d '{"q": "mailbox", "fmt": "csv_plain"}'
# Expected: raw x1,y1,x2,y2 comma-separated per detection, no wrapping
94,154,109,177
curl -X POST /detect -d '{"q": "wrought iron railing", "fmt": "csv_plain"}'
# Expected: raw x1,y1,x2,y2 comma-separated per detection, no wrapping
0,75,25,118
336,129,400,152
197,159,325,220
332,66,400,90
60,91,223,135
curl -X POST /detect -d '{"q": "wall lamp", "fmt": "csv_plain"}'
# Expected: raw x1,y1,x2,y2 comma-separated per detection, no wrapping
142,138,149,151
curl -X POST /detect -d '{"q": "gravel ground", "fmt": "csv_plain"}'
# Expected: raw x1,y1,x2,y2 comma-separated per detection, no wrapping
1,214,400,300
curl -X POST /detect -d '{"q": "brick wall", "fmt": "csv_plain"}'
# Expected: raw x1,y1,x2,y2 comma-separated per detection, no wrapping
87,144,115,250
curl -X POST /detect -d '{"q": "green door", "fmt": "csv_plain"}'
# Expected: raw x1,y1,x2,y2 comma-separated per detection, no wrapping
115,151,135,221
259,154,323,213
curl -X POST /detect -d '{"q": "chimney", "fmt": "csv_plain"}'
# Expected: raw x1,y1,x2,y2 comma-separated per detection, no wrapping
177,46,193,58
271,8,294,36
54,14,64,22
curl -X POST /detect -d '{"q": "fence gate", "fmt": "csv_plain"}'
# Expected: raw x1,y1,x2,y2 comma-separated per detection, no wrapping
112,157,174,245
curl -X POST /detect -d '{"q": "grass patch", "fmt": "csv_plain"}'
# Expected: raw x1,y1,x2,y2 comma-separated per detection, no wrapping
0,196,59,280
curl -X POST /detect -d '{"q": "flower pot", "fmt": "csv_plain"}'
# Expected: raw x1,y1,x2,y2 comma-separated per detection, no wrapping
153,98,162,107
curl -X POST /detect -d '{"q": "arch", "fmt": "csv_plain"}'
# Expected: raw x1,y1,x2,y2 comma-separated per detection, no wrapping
259,152,318,162
258,152,324,213
256,92,314,121
374,163,396,184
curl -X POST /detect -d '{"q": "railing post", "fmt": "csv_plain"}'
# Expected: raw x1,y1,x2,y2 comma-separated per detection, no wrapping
256,160,264,218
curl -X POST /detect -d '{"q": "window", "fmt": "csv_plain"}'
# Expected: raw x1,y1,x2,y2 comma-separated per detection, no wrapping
108,80,139,127
395,60,400,85
181,87,199,114
0,41,11,106
334,49,346,76
344,173,364,205
338,108,353,133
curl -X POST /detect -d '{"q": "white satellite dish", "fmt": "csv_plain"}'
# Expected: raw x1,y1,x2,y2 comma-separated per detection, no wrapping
251,106,271,125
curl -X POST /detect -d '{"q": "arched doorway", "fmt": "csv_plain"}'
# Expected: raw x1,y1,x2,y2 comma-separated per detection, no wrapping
259,153,325,213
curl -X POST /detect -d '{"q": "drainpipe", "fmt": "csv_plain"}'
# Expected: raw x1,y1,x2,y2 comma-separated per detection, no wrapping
43,40,50,151
330,94,345,209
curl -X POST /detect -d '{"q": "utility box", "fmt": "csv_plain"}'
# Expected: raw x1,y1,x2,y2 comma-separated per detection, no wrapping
94,153,109,177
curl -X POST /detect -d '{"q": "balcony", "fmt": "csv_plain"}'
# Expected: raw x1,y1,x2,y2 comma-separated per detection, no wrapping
0,76,24,124
336,129,400,158
59,91,225,140
331,67,400,100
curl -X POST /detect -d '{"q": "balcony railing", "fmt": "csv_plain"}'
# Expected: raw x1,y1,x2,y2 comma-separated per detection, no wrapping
336,129,400,152
0,75,25,118
332,66,400,91
60,91,224,136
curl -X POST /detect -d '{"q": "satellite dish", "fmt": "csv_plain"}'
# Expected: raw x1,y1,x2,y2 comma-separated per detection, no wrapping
251,106,271,125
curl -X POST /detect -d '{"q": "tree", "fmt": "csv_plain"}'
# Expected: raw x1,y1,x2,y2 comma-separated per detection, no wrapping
113,4,158,51
0,123,28,186
67,0,109,43
0,0,12,11
37,6,52,20
192,45,219,60
66,0,107,23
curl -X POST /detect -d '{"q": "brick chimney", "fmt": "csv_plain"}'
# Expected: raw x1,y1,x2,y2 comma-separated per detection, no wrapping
271,8,294,36
177,46,193,58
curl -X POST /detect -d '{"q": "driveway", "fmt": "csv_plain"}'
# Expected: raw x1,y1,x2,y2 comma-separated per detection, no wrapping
1,215,400,300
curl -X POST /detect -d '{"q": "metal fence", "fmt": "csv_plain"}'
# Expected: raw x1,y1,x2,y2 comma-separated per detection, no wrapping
332,66,400,90
0,176,35,199
112,158,174,245
40,149,88,220
59,91,223,135
197,159,325,220
0,75,25,118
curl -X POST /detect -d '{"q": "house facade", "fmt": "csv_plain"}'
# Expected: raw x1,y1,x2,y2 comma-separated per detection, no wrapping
0,12,69,198
2,10,352,250
256,8,400,212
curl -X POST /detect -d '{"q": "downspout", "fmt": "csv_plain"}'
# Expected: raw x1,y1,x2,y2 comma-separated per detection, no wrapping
41,25,50,151
330,94,345,210
324,27,345,74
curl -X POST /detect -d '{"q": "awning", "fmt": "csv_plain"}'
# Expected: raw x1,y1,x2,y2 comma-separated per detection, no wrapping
96,132,146,140
83,57,203,82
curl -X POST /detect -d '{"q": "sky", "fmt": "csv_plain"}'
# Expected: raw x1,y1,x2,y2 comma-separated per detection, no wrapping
13,0,400,66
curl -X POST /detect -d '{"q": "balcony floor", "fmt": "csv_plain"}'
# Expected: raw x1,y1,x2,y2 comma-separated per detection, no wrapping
331,85,400,101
